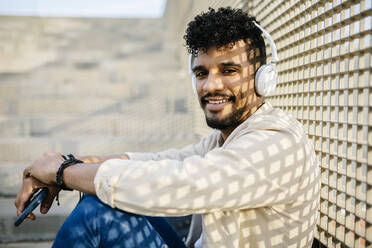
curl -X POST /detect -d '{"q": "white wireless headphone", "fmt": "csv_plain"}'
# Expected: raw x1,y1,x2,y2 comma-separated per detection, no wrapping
189,21,278,97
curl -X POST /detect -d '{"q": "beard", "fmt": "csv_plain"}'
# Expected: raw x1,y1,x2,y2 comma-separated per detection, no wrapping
200,92,245,130
205,106,246,130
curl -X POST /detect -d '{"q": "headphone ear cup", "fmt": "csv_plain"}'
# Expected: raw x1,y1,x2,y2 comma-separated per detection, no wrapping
254,64,277,96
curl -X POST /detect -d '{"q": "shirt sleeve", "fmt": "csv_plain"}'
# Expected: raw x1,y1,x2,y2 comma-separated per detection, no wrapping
94,127,317,217
125,130,220,161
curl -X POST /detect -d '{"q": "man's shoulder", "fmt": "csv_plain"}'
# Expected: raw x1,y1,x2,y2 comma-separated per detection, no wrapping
247,103,302,132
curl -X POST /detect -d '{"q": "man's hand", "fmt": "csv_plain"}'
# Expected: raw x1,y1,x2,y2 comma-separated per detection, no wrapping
24,152,65,185
14,152,128,219
14,175,60,220
14,152,64,220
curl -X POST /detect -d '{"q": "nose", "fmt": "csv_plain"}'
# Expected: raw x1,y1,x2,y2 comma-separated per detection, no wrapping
203,71,224,93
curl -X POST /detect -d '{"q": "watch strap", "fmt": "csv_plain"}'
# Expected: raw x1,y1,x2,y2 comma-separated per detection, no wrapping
56,154,83,190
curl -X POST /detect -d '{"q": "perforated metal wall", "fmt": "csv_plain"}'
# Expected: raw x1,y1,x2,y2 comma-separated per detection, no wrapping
245,0,372,247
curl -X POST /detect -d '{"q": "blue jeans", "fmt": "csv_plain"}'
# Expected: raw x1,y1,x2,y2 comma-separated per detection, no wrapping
52,194,166,248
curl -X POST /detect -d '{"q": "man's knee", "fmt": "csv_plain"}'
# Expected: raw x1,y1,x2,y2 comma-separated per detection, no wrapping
54,194,165,248
52,195,102,248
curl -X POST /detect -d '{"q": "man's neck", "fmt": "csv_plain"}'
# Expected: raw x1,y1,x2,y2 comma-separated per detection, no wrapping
220,100,265,141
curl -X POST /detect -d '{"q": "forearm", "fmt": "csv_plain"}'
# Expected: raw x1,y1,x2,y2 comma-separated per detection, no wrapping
62,163,100,195
77,154,129,164
49,154,129,195
64,154,129,194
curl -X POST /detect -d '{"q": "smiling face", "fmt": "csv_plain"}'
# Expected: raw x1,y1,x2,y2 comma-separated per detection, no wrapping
192,40,264,137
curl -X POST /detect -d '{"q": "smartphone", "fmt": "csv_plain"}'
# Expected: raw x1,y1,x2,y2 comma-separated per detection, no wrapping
14,187,48,227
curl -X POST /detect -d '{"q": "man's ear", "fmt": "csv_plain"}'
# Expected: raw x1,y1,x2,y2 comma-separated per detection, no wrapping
247,47,262,73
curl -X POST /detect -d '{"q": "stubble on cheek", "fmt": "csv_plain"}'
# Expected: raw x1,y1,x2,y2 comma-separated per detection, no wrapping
220,103,234,117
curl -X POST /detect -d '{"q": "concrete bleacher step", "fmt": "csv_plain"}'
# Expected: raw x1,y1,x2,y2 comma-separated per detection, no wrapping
0,135,197,163
0,92,190,118
0,98,133,115
0,81,136,100
0,75,186,116
0,191,80,243
0,88,184,115
0,60,180,86
0,241,53,248
0,98,164,116
0,163,25,196
0,114,192,138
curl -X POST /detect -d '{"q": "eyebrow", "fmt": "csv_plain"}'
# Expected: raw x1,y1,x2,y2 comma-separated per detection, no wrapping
191,62,242,72
191,65,205,73
220,62,242,68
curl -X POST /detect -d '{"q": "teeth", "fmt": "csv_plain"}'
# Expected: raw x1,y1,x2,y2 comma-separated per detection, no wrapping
208,99,228,104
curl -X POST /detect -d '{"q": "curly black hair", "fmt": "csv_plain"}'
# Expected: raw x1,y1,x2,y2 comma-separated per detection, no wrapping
184,7,266,65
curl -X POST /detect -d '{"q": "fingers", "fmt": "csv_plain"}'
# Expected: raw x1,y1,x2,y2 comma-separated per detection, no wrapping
27,213,36,221
40,186,60,214
15,178,33,216
14,177,46,216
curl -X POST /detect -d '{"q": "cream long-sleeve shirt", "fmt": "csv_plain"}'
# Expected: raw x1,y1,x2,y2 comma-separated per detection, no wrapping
94,102,320,248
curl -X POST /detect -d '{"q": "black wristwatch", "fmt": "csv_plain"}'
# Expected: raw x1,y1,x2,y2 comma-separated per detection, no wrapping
56,154,83,190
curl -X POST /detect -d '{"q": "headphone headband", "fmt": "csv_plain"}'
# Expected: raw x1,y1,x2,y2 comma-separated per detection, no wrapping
188,54,194,74
252,21,278,63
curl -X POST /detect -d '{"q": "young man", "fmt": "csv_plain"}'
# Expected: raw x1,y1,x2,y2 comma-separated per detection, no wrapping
15,7,320,247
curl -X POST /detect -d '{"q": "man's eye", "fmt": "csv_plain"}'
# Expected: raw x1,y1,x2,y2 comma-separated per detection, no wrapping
195,71,207,78
222,68,237,74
